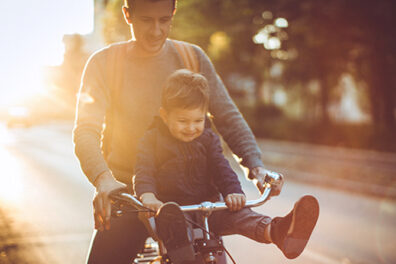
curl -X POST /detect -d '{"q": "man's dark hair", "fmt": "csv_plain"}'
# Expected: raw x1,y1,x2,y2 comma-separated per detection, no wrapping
162,69,209,111
124,0,177,15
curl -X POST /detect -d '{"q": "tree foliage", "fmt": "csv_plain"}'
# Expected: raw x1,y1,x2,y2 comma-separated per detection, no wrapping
99,0,396,145
276,0,396,129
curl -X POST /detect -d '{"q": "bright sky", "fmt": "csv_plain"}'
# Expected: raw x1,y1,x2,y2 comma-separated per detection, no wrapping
0,0,94,107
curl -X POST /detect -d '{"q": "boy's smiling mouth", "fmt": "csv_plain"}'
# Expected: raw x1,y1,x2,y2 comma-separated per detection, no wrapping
181,132,197,140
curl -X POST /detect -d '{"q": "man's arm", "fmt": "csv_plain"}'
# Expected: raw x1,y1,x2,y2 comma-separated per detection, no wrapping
194,45,283,195
73,48,126,231
206,130,246,211
73,49,111,184
194,46,263,170
206,130,244,198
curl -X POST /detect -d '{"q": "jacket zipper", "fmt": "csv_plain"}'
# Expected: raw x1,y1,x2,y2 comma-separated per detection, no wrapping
180,142,190,179
183,143,193,189
187,143,193,179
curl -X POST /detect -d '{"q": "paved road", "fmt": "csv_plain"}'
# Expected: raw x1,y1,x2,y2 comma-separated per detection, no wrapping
0,123,395,264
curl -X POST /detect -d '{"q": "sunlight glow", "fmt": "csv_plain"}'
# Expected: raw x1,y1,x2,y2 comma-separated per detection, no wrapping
8,107,29,118
262,11,273,20
275,18,289,28
0,0,94,107
253,32,268,44
265,37,281,50
0,138,23,203
79,92,95,104
253,17,289,52
264,24,278,34
271,50,289,60
273,89,287,106
0,125,16,145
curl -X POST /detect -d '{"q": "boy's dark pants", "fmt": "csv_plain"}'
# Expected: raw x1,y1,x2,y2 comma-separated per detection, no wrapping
209,208,271,243
87,208,271,264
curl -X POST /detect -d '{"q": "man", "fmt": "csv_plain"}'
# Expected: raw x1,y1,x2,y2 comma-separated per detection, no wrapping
73,0,283,263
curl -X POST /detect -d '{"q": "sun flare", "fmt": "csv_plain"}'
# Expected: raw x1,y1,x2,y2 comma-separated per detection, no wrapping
0,0,93,108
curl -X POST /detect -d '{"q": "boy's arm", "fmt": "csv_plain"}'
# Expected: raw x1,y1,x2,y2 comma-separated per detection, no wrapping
206,131,245,198
133,131,159,200
134,131,164,217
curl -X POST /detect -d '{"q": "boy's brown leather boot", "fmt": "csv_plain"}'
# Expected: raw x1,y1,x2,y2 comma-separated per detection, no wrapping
270,195,319,259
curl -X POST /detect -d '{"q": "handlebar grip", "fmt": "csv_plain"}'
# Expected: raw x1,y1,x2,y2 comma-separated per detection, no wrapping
265,171,283,184
109,188,146,210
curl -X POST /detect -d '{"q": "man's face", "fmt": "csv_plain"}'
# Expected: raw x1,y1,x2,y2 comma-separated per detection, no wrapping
161,107,206,142
128,0,173,54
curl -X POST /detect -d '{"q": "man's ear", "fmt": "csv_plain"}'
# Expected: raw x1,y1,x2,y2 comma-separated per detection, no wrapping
159,107,168,124
122,6,132,24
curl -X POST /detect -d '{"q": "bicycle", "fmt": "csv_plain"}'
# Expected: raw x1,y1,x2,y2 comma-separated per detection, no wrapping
109,171,282,264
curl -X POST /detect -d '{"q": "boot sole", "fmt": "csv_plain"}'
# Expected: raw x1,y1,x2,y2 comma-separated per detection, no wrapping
282,195,319,259
155,202,195,263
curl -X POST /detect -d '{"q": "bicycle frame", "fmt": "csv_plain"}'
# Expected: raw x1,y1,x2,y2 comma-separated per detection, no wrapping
110,171,282,264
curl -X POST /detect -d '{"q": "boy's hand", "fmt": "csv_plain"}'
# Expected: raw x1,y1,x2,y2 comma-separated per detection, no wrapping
141,193,163,218
225,193,246,211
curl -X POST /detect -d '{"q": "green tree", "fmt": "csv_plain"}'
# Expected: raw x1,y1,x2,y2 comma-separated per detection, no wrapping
100,0,396,133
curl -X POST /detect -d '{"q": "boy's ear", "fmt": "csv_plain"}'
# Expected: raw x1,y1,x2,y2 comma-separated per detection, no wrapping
159,107,168,124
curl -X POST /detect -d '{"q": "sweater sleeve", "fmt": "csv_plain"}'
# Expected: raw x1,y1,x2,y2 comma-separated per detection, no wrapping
133,131,158,198
193,45,265,170
207,131,244,197
73,49,111,185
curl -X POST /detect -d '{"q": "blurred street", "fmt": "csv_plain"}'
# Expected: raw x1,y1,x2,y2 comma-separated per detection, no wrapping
0,123,395,264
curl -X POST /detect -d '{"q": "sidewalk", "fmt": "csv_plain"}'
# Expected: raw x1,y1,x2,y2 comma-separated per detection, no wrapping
257,138,396,199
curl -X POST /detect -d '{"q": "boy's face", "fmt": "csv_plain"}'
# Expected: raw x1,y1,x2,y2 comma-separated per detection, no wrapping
123,0,174,54
160,107,206,142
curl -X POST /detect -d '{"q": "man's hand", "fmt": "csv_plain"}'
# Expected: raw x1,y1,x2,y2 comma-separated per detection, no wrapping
225,193,246,211
249,167,284,197
93,171,126,231
140,192,163,218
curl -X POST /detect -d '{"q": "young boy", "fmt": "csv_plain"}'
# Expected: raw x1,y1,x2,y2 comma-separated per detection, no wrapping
133,69,319,263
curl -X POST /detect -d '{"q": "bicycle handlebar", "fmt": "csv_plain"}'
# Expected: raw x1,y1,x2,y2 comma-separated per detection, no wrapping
110,171,282,214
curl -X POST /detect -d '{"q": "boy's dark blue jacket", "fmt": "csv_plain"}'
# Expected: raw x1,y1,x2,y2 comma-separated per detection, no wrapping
133,117,244,205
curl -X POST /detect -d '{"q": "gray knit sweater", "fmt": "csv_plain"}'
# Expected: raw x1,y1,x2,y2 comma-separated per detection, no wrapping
73,39,264,185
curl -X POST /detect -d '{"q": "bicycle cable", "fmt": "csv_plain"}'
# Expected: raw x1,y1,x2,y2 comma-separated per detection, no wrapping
183,217,237,264
117,205,237,264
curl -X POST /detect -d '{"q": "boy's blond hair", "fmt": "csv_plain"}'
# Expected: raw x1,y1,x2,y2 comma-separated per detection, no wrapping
161,69,209,111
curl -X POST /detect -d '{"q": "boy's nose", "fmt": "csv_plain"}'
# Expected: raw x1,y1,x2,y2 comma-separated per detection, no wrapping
186,124,195,132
